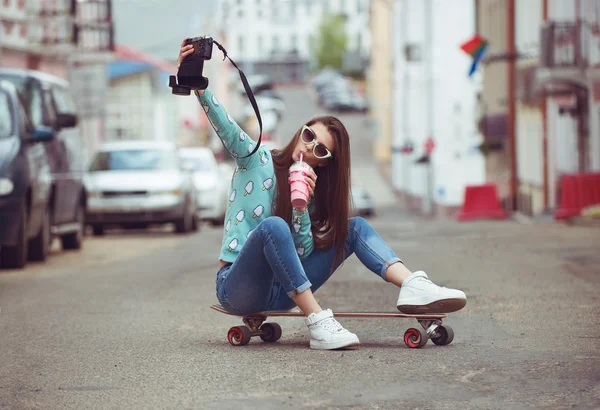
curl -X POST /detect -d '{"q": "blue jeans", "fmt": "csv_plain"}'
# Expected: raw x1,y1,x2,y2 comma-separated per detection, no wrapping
215,216,403,315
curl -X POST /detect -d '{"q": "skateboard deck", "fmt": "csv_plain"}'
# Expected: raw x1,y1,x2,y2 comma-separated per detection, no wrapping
210,304,455,349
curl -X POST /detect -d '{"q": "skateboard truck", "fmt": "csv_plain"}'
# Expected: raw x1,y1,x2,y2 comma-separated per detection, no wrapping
405,318,454,348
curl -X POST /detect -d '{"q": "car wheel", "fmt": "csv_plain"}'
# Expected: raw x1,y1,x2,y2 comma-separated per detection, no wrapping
61,202,84,250
0,200,29,269
191,214,199,232
92,225,105,236
28,203,51,262
210,218,223,227
175,198,193,234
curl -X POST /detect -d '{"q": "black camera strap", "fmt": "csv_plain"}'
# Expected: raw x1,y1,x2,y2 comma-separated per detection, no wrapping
213,40,262,159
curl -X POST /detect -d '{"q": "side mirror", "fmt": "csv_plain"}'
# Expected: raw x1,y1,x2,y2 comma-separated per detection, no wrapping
56,113,78,129
31,126,54,142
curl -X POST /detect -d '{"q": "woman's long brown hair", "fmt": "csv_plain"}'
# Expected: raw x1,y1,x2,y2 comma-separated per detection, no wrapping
271,116,351,273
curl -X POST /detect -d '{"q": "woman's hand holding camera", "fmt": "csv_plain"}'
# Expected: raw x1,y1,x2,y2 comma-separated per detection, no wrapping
178,38,205,96
178,38,194,66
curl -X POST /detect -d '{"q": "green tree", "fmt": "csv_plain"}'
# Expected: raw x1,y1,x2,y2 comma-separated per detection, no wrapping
312,12,348,71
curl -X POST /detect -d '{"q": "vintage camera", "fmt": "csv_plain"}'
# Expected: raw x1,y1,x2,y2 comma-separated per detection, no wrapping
169,36,214,95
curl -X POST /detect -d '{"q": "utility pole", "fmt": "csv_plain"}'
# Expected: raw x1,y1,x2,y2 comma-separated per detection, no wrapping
68,0,115,167
424,0,434,216
507,0,518,212
542,0,549,209
402,0,411,210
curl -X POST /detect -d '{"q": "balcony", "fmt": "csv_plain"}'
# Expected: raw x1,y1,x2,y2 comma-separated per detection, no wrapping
537,20,599,89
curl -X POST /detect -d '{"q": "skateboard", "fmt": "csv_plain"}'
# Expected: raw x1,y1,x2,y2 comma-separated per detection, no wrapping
210,304,454,348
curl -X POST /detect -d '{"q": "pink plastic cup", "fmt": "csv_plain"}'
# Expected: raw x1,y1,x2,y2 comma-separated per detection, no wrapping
289,157,310,209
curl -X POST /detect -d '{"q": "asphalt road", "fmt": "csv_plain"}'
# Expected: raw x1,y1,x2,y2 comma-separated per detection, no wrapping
1,87,599,409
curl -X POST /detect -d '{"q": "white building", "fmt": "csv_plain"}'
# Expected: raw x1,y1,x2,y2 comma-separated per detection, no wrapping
1,0,114,167
104,45,182,143
488,0,600,217
391,0,484,215
215,0,371,82
534,0,600,213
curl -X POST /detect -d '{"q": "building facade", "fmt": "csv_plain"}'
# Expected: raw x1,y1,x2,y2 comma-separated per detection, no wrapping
390,0,484,215
536,0,600,211
215,0,371,83
478,0,600,218
1,0,115,167
0,0,73,78
476,0,511,209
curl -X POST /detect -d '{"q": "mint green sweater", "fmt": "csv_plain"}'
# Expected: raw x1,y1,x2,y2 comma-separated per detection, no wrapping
197,88,314,263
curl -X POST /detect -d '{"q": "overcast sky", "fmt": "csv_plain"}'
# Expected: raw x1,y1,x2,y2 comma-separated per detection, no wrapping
112,0,216,62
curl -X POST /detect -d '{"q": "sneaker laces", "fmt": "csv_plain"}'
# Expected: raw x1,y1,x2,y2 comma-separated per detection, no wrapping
318,316,344,333
414,275,448,290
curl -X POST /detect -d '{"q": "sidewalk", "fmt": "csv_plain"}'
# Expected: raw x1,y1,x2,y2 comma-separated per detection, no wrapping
376,160,600,229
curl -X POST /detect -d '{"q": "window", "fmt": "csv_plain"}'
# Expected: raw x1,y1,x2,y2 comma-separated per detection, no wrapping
42,89,56,126
16,94,34,134
257,35,263,54
404,44,422,62
238,36,244,55
291,34,297,51
237,0,243,17
89,149,180,172
29,85,45,127
179,151,217,172
51,86,76,114
0,76,45,127
0,91,13,138
272,36,279,52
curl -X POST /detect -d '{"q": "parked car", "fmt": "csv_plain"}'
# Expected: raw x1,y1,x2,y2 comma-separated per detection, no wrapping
84,140,198,235
242,94,286,134
313,69,368,114
351,185,375,218
312,68,344,91
0,69,87,264
179,147,228,226
322,91,368,113
0,80,55,268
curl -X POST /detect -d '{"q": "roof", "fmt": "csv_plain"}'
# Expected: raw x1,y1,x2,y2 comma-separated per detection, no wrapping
107,44,178,80
0,79,19,95
178,147,215,157
0,68,69,87
99,139,178,152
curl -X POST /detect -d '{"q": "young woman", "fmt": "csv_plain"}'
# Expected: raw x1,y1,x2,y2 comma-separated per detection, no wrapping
178,41,466,350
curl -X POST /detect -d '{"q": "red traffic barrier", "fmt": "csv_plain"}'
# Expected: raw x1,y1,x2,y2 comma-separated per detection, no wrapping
456,183,507,221
554,171,600,220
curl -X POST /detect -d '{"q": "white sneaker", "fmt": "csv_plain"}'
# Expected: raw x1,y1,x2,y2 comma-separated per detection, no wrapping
305,309,360,350
397,271,467,314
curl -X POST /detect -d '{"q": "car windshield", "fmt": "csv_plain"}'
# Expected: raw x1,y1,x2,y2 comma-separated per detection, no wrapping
0,75,45,126
0,75,26,94
0,91,14,138
89,149,179,172
180,154,215,172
